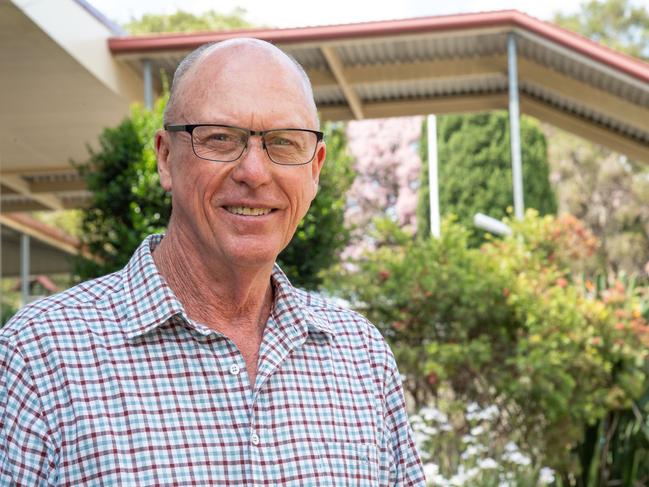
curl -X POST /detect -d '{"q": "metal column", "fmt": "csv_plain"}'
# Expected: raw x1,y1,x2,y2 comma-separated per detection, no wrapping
427,114,440,238
143,59,153,110
507,33,524,220
20,234,30,306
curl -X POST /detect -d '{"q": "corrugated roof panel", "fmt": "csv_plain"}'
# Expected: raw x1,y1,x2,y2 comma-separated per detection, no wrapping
334,33,507,66
284,46,326,70
357,74,507,102
24,172,82,184
59,192,91,200
313,85,346,105
522,80,649,143
518,36,649,107
2,194,40,204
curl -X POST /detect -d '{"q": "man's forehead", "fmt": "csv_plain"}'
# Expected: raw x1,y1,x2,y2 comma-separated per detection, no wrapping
186,40,301,86
166,38,318,128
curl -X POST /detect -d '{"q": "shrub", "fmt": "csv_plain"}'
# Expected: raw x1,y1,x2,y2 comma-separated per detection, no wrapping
325,211,649,478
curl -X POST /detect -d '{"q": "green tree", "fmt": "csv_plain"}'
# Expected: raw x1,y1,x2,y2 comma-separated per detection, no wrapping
418,112,556,242
554,0,649,59
124,8,253,34
551,0,649,275
75,98,170,279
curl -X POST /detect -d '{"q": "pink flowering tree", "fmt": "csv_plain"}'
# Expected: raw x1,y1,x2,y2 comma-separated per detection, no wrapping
345,116,423,254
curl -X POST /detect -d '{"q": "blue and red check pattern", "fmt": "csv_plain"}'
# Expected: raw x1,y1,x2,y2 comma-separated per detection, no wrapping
1,235,425,486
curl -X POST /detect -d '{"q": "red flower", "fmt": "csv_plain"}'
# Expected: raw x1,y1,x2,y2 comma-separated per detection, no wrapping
378,270,390,282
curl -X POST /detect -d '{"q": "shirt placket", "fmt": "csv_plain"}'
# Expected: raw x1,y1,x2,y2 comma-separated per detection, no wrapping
193,326,254,485
247,314,307,486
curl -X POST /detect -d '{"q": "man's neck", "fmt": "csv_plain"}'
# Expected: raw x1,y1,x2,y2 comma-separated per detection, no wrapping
152,228,274,334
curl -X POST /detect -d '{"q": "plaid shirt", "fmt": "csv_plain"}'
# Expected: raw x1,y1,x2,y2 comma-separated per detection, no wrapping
1,235,424,486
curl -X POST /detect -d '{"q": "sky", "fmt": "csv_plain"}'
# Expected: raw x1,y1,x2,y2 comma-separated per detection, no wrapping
85,0,648,29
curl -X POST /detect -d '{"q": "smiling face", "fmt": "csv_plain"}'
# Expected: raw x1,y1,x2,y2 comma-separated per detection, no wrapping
156,41,325,271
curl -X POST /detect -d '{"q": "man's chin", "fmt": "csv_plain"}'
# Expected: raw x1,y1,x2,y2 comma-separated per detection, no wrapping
220,242,281,269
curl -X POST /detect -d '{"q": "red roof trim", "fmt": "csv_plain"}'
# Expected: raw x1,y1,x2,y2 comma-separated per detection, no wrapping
108,9,649,85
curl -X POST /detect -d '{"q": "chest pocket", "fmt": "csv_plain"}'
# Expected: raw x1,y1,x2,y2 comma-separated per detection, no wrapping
317,441,379,486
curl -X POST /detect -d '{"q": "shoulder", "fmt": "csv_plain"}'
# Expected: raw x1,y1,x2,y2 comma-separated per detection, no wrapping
296,288,397,368
0,271,123,346
300,289,382,336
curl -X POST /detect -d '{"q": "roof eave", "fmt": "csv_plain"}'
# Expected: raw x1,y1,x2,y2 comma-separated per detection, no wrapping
107,9,649,84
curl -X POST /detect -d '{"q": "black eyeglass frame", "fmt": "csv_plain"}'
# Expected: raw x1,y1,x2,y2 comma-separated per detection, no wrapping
164,123,324,166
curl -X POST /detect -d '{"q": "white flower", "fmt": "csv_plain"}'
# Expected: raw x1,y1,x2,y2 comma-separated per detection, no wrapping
461,434,475,444
504,451,531,466
539,467,555,484
423,462,439,482
478,405,499,421
430,474,451,487
498,471,516,486
423,425,439,436
465,467,480,481
467,402,480,414
478,458,499,469
461,446,476,459
412,431,429,449
410,414,423,425
421,406,449,424
504,441,519,453
449,471,467,486
464,444,488,460
470,425,485,436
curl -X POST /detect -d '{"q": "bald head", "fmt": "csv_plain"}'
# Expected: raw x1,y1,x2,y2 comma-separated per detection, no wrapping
163,38,318,128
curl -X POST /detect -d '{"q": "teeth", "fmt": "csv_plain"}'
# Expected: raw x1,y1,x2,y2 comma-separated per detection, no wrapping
225,206,272,216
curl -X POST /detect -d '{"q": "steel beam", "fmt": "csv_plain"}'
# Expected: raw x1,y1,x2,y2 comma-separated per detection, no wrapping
508,33,524,220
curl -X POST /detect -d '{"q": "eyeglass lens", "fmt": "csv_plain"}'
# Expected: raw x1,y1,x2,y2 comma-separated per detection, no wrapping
191,125,317,165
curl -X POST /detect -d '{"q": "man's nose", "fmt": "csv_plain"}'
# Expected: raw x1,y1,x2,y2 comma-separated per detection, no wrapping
231,136,273,187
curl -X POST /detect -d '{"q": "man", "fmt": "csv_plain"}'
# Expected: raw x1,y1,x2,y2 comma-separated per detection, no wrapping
1,39,425,486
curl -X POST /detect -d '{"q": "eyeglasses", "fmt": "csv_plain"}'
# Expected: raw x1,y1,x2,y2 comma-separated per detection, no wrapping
164,124,324,166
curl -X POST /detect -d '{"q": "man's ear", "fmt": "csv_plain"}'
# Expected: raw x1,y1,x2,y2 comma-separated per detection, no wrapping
155,129,173,192
311,143,326,196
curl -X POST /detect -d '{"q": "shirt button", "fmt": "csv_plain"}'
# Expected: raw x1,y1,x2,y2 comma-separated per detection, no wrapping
251,432,260,446
229,364,240,375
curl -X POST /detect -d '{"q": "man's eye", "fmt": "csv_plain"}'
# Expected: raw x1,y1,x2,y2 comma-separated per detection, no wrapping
267,136,296,147
210,132,237,142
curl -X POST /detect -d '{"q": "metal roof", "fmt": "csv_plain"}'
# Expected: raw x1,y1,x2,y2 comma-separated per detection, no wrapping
0,0,143,213
3,7,649,212
109,10,649,165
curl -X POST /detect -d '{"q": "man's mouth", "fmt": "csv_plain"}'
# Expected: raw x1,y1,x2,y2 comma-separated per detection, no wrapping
224,206,273,216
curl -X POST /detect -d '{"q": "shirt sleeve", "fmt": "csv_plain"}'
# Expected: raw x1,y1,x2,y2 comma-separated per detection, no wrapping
384,355,426,486
0,337,56,486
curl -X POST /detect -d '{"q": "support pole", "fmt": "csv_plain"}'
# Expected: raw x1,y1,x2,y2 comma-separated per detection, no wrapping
507,33,524,220
427,114,440,238
20,234,30,306
143,59,153,110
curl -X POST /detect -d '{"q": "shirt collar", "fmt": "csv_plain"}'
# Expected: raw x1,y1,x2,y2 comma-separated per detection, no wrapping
270,264,336,338
120,235,335,340
121,234,193,340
